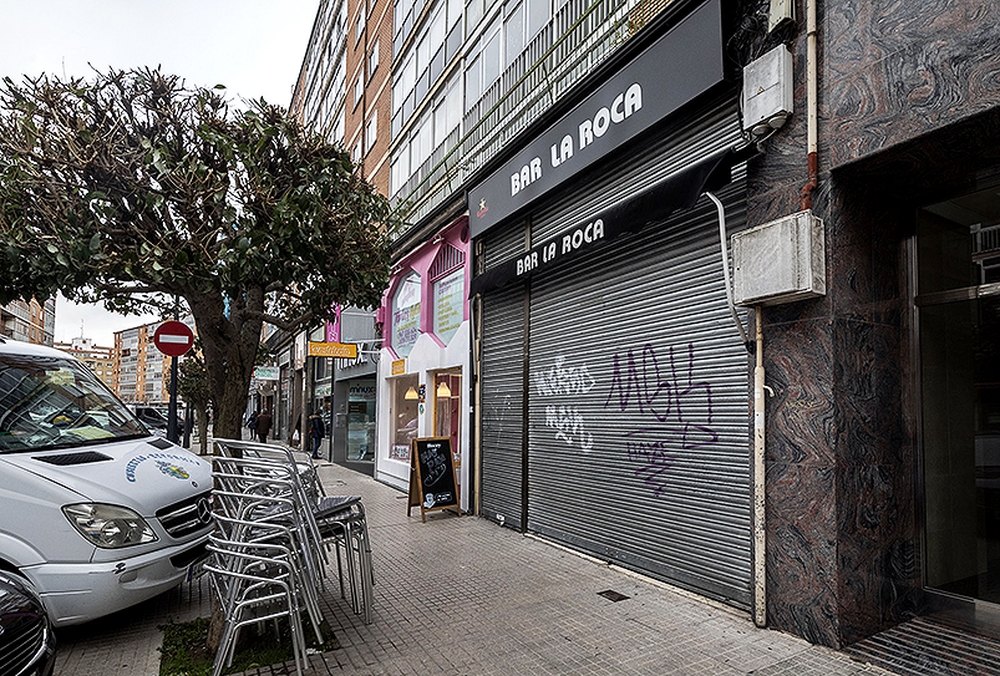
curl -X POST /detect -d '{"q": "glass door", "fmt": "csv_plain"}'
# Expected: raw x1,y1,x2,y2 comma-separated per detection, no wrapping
434,371,462,497
918,187,1000,606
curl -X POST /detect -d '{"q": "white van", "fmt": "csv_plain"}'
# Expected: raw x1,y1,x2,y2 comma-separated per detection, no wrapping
0,337,213,626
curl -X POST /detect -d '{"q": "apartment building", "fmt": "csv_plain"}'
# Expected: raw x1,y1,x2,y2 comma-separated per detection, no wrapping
54,336,115,389
294,0,1000,649
0,298,55,346
112,317,195,404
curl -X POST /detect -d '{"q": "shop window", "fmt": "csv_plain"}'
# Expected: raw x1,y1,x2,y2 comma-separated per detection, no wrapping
434,371,462,472
347,378,377,462
430,243,466,345
390,374,420,460
391,271,421,357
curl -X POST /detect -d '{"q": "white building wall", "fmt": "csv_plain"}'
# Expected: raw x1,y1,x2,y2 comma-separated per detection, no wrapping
375,319,470,512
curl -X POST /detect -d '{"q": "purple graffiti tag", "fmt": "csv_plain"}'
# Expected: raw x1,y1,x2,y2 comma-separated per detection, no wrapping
606,343,718,497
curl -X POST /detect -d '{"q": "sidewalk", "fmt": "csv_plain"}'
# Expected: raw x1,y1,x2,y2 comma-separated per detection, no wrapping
57,454,892,676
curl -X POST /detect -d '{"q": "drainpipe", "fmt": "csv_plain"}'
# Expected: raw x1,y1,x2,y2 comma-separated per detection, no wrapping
799,0,818,210
705,192,750,349
753,307,768,627
708,189,768,625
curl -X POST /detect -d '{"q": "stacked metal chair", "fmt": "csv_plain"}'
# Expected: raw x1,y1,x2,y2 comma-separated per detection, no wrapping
212,438,375,625
207,452,329,676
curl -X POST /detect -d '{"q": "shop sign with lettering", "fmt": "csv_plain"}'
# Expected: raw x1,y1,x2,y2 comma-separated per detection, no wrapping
467,0,723,238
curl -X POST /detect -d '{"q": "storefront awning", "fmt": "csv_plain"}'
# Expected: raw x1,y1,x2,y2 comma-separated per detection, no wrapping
469,144,752,297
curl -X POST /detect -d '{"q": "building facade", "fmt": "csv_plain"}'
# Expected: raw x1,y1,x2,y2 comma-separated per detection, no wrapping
291,0,1000,649
375,217,471,507
746,0,1000,648
112,317,195,405
54,336,115,389
1,298,55,346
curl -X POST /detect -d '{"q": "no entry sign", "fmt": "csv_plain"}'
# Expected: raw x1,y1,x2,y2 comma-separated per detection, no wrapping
152,320,194,357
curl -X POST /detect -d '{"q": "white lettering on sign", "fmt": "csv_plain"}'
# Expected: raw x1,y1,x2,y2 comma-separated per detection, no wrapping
510,156,543,196
561,219,605,254
516,251,539,276
549,134,574,168
515,219,605,278
579,83,643,151
509,85,641,197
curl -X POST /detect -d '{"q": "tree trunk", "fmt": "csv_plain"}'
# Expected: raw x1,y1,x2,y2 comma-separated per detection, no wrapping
185,291,262,444
184,291,264,655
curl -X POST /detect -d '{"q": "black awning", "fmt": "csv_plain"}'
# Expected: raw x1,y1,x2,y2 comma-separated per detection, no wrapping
469,144,751,297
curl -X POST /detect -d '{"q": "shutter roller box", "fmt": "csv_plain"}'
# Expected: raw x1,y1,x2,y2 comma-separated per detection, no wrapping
732,209,825,306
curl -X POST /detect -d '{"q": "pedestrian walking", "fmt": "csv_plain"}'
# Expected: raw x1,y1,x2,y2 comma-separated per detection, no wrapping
246,410,258,440
308,410,326,459
255,409,272,443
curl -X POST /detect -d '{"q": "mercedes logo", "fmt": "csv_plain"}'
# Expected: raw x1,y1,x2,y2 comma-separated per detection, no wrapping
196,497,213,525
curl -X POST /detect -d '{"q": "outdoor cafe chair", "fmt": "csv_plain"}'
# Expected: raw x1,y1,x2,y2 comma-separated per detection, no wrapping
213,438,375,624
205,531,312,676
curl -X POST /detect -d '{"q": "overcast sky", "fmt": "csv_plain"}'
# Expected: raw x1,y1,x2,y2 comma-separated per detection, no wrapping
1,0,319,345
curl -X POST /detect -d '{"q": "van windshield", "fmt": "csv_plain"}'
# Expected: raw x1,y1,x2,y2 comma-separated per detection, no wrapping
0,353,147,453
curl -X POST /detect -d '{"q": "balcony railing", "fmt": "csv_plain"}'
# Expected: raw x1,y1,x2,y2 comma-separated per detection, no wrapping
389,0,636,236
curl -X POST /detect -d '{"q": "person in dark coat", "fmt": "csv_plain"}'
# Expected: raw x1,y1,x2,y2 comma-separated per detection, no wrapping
255,409,272,443
246,410,258,440
308,410,326,459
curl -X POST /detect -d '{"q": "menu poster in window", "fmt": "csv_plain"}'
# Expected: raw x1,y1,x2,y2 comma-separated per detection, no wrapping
407,437,461,522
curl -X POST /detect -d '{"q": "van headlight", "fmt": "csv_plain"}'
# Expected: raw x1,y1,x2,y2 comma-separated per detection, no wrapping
63,503,158,548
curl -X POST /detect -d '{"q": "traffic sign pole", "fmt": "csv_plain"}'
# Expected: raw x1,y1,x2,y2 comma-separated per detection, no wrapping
168,355,179,443
153,319,194,444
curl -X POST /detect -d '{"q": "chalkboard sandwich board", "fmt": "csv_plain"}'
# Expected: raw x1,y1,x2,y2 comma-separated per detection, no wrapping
408,437,461,522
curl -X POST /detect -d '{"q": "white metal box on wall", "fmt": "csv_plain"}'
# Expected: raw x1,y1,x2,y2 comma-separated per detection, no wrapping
742,44,793,136
732,210,826,306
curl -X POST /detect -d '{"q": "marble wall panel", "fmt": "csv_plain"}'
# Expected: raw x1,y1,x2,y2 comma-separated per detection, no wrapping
763,318,836,466
824,0,1000,168
766,460,840,646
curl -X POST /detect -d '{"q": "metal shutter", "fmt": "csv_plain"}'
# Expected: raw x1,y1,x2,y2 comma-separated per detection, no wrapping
527,183,751,607
476,95,751,607
479,282,527,530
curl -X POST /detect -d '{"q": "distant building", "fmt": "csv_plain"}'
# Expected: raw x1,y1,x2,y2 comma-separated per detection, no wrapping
1,298,55,346
112,317,196,404
54,336,115,389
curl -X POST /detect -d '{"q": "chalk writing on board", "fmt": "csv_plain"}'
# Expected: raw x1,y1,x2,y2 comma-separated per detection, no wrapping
409,437,460,520
421,442,448,487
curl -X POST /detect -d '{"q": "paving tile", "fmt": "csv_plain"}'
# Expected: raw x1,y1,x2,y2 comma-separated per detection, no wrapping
56,454,898,676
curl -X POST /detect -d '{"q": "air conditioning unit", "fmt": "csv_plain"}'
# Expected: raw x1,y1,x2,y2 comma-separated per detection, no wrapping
732,210,825,306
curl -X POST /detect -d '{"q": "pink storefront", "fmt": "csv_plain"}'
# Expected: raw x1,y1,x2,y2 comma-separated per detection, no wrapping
375,216,471,511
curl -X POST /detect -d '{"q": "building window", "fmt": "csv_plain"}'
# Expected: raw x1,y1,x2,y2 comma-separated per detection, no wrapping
432,267,464,345
391,272,421,358
355,10,364,44
366,111,378,153
354,75,364,109
369,42,379,78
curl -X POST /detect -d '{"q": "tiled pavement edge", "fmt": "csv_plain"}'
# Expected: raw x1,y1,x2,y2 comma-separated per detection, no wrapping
56,453,894,676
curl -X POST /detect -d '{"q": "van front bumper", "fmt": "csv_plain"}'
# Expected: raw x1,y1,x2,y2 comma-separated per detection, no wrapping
23,535,210,627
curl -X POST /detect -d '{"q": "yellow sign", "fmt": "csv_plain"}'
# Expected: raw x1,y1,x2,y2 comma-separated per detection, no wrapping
308,341,358,359
391,358,406,376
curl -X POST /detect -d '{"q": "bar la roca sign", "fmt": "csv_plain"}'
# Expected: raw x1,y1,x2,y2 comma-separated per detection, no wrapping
468,0,723,238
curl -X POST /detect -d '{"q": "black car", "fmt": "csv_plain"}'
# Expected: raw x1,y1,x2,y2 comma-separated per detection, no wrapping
0,571,56,676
